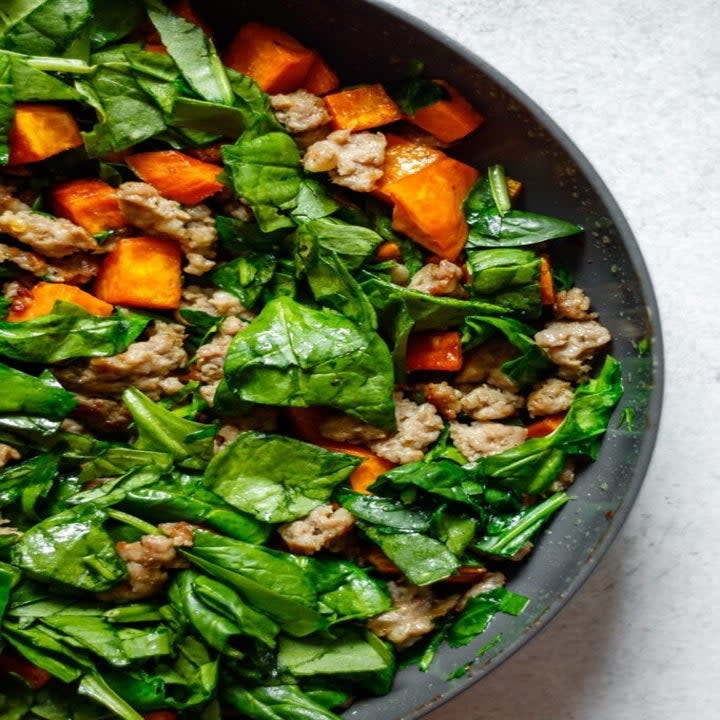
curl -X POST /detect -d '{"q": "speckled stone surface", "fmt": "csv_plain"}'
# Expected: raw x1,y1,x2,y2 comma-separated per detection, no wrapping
380,1,720,718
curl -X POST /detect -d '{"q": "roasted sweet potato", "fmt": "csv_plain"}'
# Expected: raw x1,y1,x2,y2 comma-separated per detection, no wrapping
324,84,403,131
8,104,83,165
406,330,463,372
50,179,126,235
94,237,182,310
8,282,113,322
301,53,340,95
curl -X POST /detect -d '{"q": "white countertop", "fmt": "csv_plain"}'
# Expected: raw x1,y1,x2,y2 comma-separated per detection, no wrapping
381,0,720,717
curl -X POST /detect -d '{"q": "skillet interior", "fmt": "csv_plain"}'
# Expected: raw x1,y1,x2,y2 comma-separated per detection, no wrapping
199,1,664,716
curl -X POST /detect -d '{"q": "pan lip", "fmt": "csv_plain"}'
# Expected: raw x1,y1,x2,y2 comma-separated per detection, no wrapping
339,1,665,718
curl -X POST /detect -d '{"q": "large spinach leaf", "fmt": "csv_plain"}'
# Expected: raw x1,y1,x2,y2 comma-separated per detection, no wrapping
223,684,344,720
204,431,359,523
10,504,127,592
0,303,149,363
222,296,396,429
211,252,277,310
0,363,75,417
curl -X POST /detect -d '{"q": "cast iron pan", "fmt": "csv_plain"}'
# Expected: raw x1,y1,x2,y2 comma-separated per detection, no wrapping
200,1,664,717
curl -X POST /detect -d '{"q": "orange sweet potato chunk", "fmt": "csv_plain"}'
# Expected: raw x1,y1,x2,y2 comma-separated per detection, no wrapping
126,150,224,206
301,53,340,95
50,179,126,235
224,22,315,94
94,237,182,310
408,80,484,143
8,104,83,165
8,282,113,322
385,156,479,261
324,84,403,131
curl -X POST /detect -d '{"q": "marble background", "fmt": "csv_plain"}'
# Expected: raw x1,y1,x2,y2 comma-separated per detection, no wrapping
379,1,720,718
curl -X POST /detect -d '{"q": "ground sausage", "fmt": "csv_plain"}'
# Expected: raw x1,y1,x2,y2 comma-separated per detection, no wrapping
54,322,187,399
526,377,574,417
270,90,330,134
534,320,611,379
416,382,464,420
449,421,527,461
303,129,386,192
408,260,464,296
116,182,216,276
370,394,444,464
0,186,97,257
0,444,20,469
460,384,524,421
368,581,460,648
279,505,356,555
180,285,248,318
0,244,102,285
455,336,519,391
194,316,247,404
554,287,596,321
70,395,132,434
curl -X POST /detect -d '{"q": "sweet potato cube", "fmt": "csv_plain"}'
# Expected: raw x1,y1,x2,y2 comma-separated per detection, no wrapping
324,84,403,131
8,104,83,165
301,53,340,95
406,330,463,372
385,156,479,261
374,133,445,201
408,80,484,143
50,179,126,235
8,282,113,322
224,22,315,94
94,237,182,310
126,150,224,206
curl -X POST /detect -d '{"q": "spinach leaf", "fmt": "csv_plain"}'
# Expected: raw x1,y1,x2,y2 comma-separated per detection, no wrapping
77,673,144,720
204,431,359,523
446,587,528,647
0,0,92,57
0,53,12,164
171,95,246,137
222,132,337,233
361,525,459,585
0,363,75,417
10,504,126,592
464,169,582,247
146,0,233,105
184,530,323,637
216,214,282,254
0,303,149,363
226,67,284,136
222,296,396,429
211,253,277,310
123,387,214,469
88,0,144,50
223,684,344,720
0,453,58,515
0,562,19,623
278,629,395,695
390,75,449,116
336,488,432,531
8,53,81,101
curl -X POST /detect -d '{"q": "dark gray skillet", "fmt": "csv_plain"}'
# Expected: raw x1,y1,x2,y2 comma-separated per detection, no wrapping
200,0,664,717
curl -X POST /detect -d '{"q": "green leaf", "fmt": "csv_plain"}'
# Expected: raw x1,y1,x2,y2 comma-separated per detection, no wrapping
212,253,277,310
88,0,144,50
0,53,14,165
0,453,58,514
0,363,76,417
9,53,80,101
389,75,450,116
123,387,214,469
147,0,233,104
223,684,344,720
204,431,359,523
336,488,432,531
0,303,149,363
361,525,459,585
222,296,396,429
10,504,126,592
78,673,144,720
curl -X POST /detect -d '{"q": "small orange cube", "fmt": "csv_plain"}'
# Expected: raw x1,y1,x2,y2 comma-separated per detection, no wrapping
374,134,445,201
301,53,340,95
224,22,315,94
8,104,83,165
324,84,403,132
8,282,113,322
406,330,463,373
94,237,182,310
50,179,126,235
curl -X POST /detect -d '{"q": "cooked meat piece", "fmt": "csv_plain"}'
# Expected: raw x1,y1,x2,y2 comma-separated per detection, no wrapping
408,260,464,296
98,528,192,603
116,182,216,276
303,129,386,192
195,316,247,404
417,381,464,420
457,572,507,611
526,377,574,417
456,336,519,391
0,443,20,468
549,459,576,493
279,504,356,555
270,90,330,134
319,413,388,444
460,384,524,421
0,243,102,285
509,542,534,562
368,581,460,648
71,394,132,433
213,407,280,452
0,186,97,257
554,287,596,321
534,320,611,379
449,421,527,461
54,321,187,399
370,394,443,464
158,521,195,547
220,197,252,221
180,285,248,318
